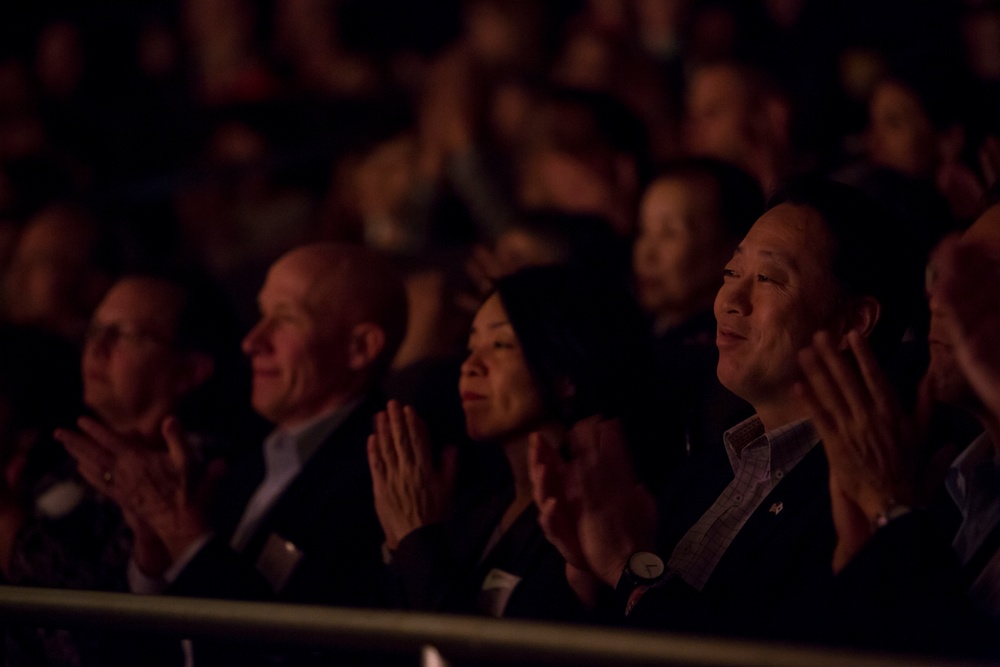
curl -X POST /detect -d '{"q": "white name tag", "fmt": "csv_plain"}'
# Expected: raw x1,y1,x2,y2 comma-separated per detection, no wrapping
256,533,303,593
477,568,522,617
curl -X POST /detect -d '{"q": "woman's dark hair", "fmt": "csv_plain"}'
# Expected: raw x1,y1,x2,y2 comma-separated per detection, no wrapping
492,264,672,480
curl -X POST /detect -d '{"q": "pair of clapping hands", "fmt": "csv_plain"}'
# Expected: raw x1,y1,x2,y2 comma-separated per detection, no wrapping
367,400,655,601
797,234,1000,572
54,417,219,577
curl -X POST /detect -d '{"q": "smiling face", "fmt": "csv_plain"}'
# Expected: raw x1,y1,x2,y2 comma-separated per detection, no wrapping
459,293,547,443
241,249,355,428
714,204,842,417
633,174,732,325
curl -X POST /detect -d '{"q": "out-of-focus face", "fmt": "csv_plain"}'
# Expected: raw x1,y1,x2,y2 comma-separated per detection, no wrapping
714,203,841,409
633,175,730,322
684,66,752,163
241,250,353,428
5,212,90,328
867,81,937,179
519,149,617,221
82,278,189,435
927,204,1000,405
459,294,547,443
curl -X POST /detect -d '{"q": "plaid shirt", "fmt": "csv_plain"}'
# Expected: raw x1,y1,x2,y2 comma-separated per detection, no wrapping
667,415,819,591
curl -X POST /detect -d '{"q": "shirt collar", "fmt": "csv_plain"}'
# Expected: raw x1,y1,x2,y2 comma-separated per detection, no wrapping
265,398,363,468
723,414,819,478
946,432,997,508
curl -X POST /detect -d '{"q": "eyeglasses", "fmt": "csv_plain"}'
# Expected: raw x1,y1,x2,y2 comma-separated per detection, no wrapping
83,322,174,349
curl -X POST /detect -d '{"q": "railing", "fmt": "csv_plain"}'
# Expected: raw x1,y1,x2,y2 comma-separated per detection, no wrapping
0,585,994,667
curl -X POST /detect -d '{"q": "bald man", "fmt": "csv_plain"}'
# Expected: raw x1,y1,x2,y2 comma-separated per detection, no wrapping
61,243,408,608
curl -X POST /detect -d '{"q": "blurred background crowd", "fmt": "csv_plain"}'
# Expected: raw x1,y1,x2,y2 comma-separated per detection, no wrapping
0,0,997,336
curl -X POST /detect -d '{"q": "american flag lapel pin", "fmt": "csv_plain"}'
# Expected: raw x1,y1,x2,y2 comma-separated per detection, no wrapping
769,501,783,515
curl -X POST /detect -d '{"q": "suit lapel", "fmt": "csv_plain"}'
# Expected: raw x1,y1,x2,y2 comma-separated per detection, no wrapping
237,393,381,561
704,445,832,595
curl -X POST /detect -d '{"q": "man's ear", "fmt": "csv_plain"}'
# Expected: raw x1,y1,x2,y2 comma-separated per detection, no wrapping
175,352,215,396
838,296,881,346
347,322,386,371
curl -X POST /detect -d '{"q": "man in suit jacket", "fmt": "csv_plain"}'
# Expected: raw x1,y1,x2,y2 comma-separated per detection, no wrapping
60,243,408,609
529,178,922,640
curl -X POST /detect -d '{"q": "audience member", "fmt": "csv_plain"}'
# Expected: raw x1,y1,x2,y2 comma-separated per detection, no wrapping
370,264,658,620
2,204,118,346
682,61,795,195
8,270,243,666
866,65,987,222
633,158,760,457
530,178,923,642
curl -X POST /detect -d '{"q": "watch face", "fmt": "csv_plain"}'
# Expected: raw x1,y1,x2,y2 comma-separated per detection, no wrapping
629,551,665,580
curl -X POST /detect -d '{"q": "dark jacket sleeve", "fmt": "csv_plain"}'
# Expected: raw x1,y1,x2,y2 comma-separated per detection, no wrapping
823,511,1000,658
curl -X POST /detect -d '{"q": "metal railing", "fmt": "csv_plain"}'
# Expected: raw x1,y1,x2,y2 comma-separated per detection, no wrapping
0,585,994,667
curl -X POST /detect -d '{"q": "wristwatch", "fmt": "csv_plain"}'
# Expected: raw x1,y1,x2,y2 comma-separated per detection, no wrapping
616,551,668,615
622,551,666,585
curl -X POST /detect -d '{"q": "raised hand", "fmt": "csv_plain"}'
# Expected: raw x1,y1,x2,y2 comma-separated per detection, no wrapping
367,400,457,550
797,331,954,570
530,416,656,589
56,416,218,564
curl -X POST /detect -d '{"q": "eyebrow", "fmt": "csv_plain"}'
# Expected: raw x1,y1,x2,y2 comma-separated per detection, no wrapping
469,320,513,335
733,246,798,271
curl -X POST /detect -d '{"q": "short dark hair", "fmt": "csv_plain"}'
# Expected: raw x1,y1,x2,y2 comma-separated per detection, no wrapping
769,177,924,362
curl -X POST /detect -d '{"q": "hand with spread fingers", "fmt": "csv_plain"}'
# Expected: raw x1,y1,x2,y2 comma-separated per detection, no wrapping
367,400,457,551
530,415,655,590
56,415,218,567
797,331,952,571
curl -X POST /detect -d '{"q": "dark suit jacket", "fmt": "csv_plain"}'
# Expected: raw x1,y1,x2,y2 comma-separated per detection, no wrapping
628,445,837,640
169,392,385,608
821,511,1000,658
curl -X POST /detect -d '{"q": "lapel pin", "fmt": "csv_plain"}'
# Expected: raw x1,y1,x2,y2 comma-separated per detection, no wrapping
769,502,784,515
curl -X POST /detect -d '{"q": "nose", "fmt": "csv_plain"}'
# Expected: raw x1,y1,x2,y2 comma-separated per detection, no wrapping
460,348,484,378
241,319,270,356
83,324,115,357
715,275,751,317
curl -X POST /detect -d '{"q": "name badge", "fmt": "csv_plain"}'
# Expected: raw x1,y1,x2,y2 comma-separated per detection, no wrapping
256,533,303,593
477,568,522,617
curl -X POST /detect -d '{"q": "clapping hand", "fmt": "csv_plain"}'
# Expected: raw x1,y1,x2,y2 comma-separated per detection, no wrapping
530,416,656,592
56,416,220,569
797,331,953,572
367,400,457,550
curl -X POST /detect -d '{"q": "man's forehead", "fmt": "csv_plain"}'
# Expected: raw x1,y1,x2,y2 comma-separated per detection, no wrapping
737,204,830,266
